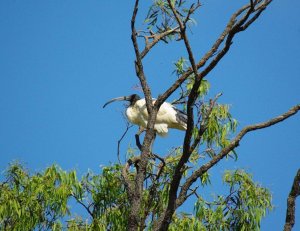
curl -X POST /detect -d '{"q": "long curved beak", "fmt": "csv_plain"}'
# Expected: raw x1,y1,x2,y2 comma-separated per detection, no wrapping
102,96,131,108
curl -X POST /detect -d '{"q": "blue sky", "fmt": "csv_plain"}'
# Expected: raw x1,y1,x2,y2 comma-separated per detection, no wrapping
0,0,299,230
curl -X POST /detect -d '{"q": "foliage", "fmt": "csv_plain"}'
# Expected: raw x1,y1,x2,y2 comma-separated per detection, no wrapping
0,162,272,230
173,55,238,160
167,171,272,231
0,163,71,230
0,163,128,230
144,0,196,38
194,170,272,231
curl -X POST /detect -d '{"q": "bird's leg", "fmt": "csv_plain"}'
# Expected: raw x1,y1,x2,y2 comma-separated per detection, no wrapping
135,127,146,151
135,134,142,151
135,128,156,158
149,132,156,156
137,126,146,136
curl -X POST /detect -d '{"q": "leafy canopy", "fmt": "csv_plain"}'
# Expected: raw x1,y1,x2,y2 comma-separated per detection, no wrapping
0,163,272,230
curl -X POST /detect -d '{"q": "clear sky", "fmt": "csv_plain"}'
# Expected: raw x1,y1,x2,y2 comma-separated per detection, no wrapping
0,1,299,230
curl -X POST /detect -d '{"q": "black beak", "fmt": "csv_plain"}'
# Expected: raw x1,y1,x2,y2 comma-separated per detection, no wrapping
102,96,131,108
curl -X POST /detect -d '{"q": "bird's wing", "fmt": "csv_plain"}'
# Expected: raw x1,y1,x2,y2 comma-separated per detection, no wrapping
136,99,149,123
173,107,187,125
137,99,187,130
156,102,185,124
155,102,174,122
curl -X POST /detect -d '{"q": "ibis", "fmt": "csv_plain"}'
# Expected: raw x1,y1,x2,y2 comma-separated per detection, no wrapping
103,94,187,136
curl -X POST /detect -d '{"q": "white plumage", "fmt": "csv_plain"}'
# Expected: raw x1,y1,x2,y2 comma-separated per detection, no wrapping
103,94,187,136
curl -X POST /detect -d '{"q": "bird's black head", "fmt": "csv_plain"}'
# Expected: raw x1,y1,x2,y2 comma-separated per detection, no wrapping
128,94,141,106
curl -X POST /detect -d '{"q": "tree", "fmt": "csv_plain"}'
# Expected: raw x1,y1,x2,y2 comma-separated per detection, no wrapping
0,0,299,230
0,163,273,230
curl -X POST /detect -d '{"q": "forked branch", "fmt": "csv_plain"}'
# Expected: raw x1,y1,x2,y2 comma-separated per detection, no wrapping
128,1,161,230
156,0,272,107
131,0,153,113
140,27,180,59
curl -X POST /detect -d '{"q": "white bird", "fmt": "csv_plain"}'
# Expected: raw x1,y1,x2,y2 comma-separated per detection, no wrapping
103,94,187,136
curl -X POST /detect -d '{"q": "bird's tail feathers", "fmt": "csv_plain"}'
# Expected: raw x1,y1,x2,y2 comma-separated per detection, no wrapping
155,124,169,137
174,108,188,128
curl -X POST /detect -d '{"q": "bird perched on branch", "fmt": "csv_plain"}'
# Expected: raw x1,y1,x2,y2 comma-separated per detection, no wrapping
103,94,187,136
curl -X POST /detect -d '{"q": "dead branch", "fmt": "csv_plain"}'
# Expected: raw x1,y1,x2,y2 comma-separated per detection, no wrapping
140,27,180,59
284,169,300,231
184,2,201,25
152,2,203,230
71,192,94,218
129,2,160,229
199,0,272,80
117,121,133,164
156,0,272,108
131,0,153,113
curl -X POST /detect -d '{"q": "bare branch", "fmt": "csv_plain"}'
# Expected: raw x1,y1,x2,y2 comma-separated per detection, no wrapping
240,1,270,31
140,27,180,59
71,193,94,219
129,1,160,229
164,0,201,164
152,153,166,181
153,2,204,230
284,169,300,231
185,185,199,200
199,0,272,80
117,121,133,164
166,0,198,79
190,93,223,152
184,2,201,25
157,0,272,106
177,104,300,208
131,0,153,113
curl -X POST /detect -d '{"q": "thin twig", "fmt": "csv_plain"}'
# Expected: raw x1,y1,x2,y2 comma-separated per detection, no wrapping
140,27,180,59
71,193,94,218
117,121,133,164
190,92,223,152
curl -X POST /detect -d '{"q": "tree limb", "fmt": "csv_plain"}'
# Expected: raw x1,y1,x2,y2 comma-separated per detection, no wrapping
177,104,300,208
153,2,203,230
71,193,94,219
190,93,223,152
199,0,272,80
156,0,272,107
117,121,133,164
140,27,180,59
129,1,159,230
284,169,300,231
131,0,153,113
